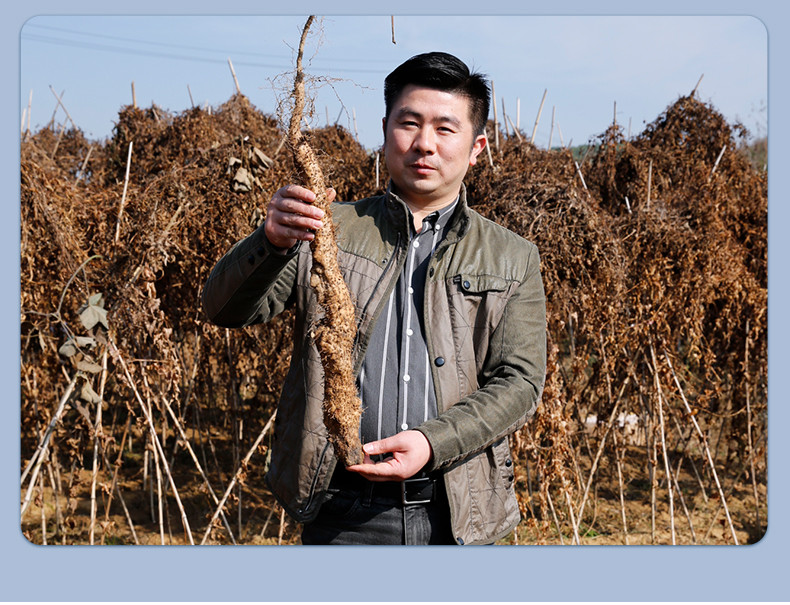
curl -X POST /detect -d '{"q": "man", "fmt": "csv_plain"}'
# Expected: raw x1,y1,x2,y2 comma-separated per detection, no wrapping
202,52,546,545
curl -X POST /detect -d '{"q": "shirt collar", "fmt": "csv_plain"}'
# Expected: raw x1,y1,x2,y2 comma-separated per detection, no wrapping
415,195,460,234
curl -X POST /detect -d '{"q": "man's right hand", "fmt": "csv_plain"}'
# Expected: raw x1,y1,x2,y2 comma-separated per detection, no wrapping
263,185,333,250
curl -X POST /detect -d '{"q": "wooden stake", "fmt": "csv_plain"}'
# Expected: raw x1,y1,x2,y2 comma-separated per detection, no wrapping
113,141,134,248
574,161,588,191
507,115,522,143
530,89,547,145
708,145,726,182
228,58,242,95
491,81,499,151
649,345,676,544
89,348,108,545
516,97,520,130
187,84,195,108
646,159,653,209
77,145,94,182
663,349,739,544
744,319,761,533
110,338,195,544
692,73,704,96
485,128,494,167
612,431,629,544
49,86,76,129
201,409,278,544
21,374,78,517
548,106,555,150
501,97,508,138
131,81,137,108
391,16,396,44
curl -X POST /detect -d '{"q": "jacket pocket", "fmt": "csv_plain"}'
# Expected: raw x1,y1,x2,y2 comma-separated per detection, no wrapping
448,274,515,382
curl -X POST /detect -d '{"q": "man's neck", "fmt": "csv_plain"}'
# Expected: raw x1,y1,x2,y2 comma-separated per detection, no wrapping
400,193,460,233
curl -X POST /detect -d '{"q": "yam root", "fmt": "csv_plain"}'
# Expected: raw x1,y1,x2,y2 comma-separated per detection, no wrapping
288,16,363,466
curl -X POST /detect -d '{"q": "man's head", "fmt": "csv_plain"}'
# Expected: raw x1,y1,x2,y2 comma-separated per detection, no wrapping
384,51,490,137
382,52,490,211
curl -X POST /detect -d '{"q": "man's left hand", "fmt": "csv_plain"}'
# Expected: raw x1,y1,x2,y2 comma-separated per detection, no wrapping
346,430,433,481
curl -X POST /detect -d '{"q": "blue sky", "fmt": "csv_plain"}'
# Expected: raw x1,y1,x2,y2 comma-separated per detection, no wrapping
20,15,767,150
8,4,790,604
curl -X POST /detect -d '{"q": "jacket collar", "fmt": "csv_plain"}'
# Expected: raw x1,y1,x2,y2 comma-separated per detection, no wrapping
384,181,471,242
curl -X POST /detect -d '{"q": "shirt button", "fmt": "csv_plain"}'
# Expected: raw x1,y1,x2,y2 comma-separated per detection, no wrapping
434,357,445,367
401,423,409,430
413,240,420,248
403,374,410,382
463,280,471,290
406,328,413,336
408,286,414,294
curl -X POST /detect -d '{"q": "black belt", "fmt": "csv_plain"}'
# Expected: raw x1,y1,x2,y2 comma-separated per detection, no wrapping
329,468,440,506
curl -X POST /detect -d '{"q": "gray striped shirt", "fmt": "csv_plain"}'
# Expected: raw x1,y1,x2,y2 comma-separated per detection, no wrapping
358,198,458,445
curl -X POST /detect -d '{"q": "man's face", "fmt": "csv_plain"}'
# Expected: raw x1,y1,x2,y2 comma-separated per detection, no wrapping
383,84,487,209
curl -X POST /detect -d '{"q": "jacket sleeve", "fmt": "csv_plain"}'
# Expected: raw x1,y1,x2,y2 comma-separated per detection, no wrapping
202,223,301,328
416,243,547,471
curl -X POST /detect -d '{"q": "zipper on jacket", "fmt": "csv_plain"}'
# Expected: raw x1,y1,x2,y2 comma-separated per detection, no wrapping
300,441,331,515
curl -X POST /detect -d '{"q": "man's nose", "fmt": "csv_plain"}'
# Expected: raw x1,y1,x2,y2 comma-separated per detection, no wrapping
412,127,436,153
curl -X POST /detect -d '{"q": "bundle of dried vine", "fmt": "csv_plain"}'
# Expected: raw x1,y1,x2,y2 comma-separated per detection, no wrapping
287,16,363,466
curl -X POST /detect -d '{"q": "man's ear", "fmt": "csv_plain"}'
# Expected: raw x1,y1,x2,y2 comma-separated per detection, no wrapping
468,133,487,166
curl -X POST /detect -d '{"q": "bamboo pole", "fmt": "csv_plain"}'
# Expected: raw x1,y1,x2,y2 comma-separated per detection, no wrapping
109,338,195,544
545,490,565,545
200,409,278,545
187,84,195,108
113,141,134,248
530,89,547,145
573,376,630,537
507,116,522,143
151,429,165,544
49,86,76,129
391,16,396,44
516,97,520,130
491,81,499,151
670,458,698,543
548,106,555,149
691,73,704,96
89,348,109,545
744,319,761,532
574,161,588,191
228,58,242,95
485,128,494,167
77,145,94,182
649,345,676,544
501,97,509,138
21,374,78,517
612,431,629,544
663,349,739,544
708,145,726,182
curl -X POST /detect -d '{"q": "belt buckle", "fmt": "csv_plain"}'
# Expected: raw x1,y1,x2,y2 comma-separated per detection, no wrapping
401,477,433,505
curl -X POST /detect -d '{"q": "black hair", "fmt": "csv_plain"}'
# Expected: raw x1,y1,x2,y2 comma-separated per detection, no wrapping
383,51,491,137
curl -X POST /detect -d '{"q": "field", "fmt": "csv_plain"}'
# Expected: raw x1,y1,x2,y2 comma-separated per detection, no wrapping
20,85,766,545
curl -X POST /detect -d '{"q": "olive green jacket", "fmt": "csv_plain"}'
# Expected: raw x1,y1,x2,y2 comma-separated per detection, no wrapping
202,184,546,545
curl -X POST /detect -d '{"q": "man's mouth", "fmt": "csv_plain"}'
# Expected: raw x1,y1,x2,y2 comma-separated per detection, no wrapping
410,162,436,173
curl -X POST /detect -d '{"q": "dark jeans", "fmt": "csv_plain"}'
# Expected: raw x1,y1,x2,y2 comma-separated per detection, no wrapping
301,470,456,545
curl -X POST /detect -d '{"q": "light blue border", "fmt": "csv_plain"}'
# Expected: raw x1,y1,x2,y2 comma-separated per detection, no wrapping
5,1,784,602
